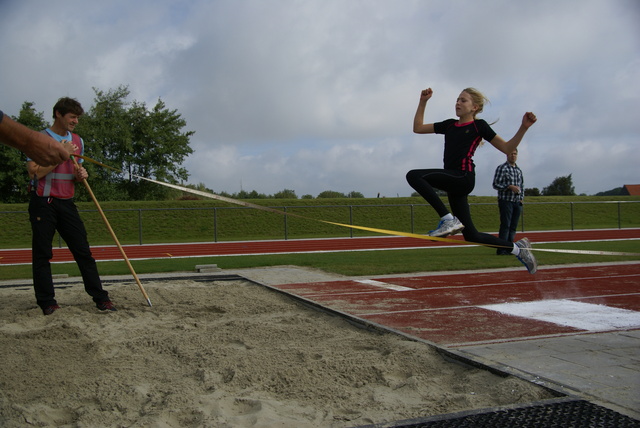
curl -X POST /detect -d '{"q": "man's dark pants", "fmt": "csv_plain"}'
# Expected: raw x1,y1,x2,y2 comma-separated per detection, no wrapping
497,199,522,255
29,194,108,308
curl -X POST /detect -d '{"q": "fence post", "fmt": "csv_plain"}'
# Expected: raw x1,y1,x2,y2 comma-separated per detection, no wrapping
284,206,288,240
570,202,574,230
410,205,415,233
214,207,218,242
349,206,354,238
618,202,621,229
138,209,143,245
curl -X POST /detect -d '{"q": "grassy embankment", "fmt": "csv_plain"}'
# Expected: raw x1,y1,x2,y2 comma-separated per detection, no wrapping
1,196,639,280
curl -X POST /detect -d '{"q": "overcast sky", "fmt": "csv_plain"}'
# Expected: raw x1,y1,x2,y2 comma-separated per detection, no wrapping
2,0,638,197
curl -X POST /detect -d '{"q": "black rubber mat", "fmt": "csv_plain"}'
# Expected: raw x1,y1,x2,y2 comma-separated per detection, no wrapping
358,399,640,428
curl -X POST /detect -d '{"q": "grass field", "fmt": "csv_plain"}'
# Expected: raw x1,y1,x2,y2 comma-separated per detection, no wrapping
1,196,639,280
1,235,639,281
1,196,639,248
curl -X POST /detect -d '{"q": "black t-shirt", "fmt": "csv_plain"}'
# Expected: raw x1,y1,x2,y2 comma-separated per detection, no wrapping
433,119,497,172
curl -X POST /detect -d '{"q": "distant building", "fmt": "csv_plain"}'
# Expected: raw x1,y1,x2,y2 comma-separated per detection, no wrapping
623,185,640,196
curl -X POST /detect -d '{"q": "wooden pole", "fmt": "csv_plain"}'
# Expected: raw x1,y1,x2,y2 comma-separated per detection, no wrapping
72,157,152,307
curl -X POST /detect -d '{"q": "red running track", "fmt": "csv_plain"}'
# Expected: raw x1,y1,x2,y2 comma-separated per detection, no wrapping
271,263,640,347
1,228,639,265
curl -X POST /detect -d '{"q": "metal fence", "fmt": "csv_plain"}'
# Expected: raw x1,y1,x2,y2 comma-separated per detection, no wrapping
1,200,639,248
94,200,639,243
520,201,637,231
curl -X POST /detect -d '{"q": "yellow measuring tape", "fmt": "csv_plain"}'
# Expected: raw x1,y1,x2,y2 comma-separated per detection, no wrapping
73,155,639,257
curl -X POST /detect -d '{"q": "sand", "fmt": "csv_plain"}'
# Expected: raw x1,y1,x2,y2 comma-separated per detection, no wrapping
0,275,556,427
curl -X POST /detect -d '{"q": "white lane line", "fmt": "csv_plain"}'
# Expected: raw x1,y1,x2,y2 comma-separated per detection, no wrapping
355,279,413,291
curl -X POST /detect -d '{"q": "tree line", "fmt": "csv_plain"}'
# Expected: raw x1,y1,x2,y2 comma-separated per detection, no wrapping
524,174,576,197
198,189,366,200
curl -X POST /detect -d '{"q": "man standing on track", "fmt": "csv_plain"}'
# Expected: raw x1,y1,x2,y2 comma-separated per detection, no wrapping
26,97,116,315
493,149,524,255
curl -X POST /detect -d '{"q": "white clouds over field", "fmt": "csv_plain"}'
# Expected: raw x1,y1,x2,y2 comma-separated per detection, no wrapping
2,0,638,196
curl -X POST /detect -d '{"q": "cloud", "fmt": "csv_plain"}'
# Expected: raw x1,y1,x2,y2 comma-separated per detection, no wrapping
1,0,638,199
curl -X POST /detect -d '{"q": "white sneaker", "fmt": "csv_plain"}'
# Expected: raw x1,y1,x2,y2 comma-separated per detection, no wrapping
428,217,464,237
515,237,537,274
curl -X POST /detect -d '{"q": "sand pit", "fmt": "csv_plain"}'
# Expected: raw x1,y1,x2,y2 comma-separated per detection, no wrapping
0,276,556,427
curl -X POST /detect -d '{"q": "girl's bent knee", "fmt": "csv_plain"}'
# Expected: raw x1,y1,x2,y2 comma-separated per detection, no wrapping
406,170,420,184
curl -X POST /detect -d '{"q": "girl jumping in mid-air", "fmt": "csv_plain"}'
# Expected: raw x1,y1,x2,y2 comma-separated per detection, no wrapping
406,87,538,273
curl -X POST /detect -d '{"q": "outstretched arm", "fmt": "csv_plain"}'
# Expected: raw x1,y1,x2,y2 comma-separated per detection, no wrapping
489,112,537,154
413,88,436,134
0,112,70,166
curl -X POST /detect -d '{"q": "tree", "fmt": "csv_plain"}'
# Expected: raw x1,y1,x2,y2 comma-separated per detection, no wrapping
74,87,132,201
347,191,364,198
76,85,195,201
273,189,297,199
0,102,50,203
524,187,541,197
235,189,267,199
595,187,625,196
317,190,346,198
542,174,576,196
0,143,26,203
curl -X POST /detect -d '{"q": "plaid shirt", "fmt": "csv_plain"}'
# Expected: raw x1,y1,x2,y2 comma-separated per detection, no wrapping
493,161,524,203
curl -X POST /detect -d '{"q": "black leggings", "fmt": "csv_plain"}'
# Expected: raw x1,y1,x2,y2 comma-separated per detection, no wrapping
29,194,109,308
406,168,513,250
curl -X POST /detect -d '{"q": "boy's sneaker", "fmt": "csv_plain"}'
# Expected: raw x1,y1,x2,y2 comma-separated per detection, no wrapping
42,304,60,315
515,237,537,274
429,217,464,237
96,301,117,312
